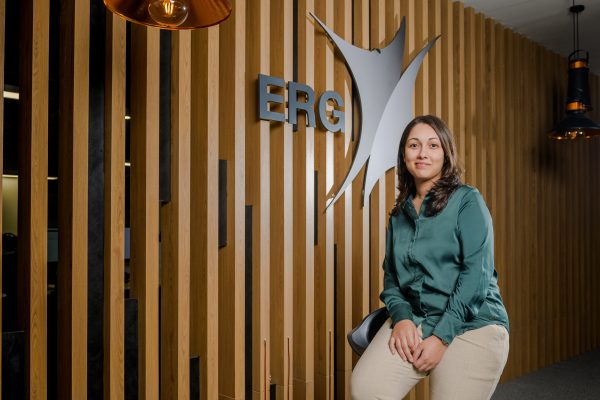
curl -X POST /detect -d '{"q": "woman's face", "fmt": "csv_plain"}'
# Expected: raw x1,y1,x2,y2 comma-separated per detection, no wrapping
403,123,445,185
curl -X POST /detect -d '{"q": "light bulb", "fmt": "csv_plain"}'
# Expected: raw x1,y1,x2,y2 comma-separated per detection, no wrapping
148,0,189,27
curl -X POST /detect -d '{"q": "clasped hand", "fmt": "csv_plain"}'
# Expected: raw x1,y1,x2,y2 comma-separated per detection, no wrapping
388,319,447,372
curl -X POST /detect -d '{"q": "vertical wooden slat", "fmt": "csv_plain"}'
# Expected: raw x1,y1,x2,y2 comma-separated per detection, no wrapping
521,37,531,375
104,13,125,400
539,43,548,370
452,2,465,174
429,0,442,116
333,0,353,397
368,0,385,312
502,26,515,380
463,7,475,185
245,0,271,398
160,30,191,400
0,0,4,395
18,0,49,397
512,32,523,378
494,21,507,382
269,1,294,399
484,16,496,262
57,0,89,398
383,0,400,217
414,0,428,116
441,0,453,129
190,25,219,400
314,1,335,398
351,0,370,365
218,0,246,397
130,24,160,400
294,0,315,398
552,49,560,367
474,13,485,195
532,40,540,373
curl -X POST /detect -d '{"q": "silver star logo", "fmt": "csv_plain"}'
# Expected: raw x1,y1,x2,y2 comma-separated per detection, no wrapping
310,13,439,209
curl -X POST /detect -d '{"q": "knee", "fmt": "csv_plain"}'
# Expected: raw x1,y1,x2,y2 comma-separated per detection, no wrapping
350,368,376,400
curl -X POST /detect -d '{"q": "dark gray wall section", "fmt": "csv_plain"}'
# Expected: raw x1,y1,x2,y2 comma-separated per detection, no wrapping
2,331,25,400
88,1,106,399
219,159,228,248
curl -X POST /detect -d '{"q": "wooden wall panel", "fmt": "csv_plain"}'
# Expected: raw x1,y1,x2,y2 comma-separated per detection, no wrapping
333,0,353,398
368,0,385,314
9,0,600,398
0,0,5,394
130,24,160,400
190,25,219,400
293,0,315,399
494,21,508,381
103,14,126,400
57,0,89,398
218,1,246,398
350,0,370,363
429,0,442,116
269,1,294,399
0,0,6,399
160,31,191,400
452,3,466,168
440,0,453,129
245,0,271,398
17,1,49,398
383,0,400,218
314,0,335,399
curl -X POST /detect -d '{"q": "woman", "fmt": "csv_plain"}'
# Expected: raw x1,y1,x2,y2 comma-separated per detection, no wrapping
351,115,509,400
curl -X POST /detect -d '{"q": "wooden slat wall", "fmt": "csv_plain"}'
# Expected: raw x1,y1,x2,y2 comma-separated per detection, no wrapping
368,0,386,315
270,2,294,399
160,30,191,400
333,0,353,398
57,0,89,398
350,0,370,352
130,24,160,400
245,0,271,399
218,0,246,397
314,0,335,398
3,1,600,399
104,13,126,400
190,23,219,400
17,1,49,399
0,0,4,396
293,1,315,399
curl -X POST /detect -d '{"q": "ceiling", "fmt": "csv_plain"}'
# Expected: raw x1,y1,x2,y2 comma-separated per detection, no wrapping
456,0,600,75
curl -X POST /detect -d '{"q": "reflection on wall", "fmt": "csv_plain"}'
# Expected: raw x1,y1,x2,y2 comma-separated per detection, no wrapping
2,175,18,234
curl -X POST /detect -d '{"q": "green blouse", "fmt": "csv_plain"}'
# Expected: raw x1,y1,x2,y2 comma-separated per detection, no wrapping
380,185,509,345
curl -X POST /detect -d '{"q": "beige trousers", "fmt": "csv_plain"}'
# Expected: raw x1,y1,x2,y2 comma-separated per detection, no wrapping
351,319,509,400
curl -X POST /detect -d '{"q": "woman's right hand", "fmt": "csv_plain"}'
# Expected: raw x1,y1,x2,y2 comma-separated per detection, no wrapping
388,319,421,362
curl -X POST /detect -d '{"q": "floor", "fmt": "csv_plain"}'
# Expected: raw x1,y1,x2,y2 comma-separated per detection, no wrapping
492,347,600,400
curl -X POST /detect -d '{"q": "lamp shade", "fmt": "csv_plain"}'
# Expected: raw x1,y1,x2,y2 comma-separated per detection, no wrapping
550,52,600,140
549,112,600,140
104,0,232,30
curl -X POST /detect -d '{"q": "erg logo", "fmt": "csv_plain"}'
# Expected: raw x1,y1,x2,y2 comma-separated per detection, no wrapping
258,14,439,209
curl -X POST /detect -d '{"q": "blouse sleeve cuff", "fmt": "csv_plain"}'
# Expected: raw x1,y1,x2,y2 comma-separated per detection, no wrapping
388,303,414,326
432,312,462,345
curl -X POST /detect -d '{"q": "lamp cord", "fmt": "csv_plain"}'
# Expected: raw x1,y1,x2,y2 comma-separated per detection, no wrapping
573,0,576,52
571,0,582,53
576,8,580,51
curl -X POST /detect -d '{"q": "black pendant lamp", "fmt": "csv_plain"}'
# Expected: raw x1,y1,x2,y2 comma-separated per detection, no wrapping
550,3,600,140
104,0,232,30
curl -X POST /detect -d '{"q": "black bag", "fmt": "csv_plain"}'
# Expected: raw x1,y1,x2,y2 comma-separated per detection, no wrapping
347,307,389,356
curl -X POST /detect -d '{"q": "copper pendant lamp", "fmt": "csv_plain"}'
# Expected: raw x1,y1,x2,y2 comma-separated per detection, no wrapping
104,0,232,30
550,3,600,140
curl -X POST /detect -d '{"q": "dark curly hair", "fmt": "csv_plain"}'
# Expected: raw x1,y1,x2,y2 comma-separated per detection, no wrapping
391,115,463,217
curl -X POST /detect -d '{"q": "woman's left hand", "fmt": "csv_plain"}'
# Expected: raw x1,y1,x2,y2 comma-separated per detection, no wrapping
412,335,448,372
